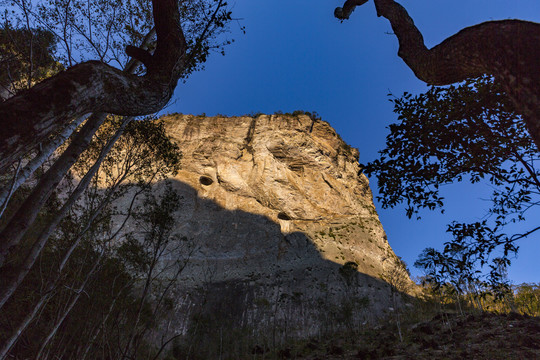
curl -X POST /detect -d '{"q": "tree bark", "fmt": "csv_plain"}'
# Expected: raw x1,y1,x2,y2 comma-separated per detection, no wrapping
335,0,540,149
0,0,186,171
0,160,21,220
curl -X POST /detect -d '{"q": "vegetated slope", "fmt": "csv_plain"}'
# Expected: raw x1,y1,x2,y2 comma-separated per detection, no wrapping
359,312,540,360
266,312,540,359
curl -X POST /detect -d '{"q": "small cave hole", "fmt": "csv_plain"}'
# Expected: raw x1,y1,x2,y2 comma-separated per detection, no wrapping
199,176,214,186
277,212,291,221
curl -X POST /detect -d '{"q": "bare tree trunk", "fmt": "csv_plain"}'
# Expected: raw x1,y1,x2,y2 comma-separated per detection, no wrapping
135,246,195,359
335,0,540,149
0,119,129,355
0,113,89,217
80,280,133,360
0,160,22,219
0,112,107,266
121,252,160,359
0,118,130,310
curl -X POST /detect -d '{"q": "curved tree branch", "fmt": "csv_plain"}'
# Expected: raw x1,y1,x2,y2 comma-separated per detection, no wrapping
335,0,540,150
0,0,186,171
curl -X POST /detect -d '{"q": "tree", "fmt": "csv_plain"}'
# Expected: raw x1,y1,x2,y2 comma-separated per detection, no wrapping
0,118,183,359
117,182,193,359
0,2,230,356
513,283,540,316
334,0,540,150
364,76,539,293
0,0,232,171
0,0,231,307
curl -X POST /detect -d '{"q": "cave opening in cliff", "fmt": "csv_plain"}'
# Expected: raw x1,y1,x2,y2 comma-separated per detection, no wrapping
277,212,292,220
199,175,214,186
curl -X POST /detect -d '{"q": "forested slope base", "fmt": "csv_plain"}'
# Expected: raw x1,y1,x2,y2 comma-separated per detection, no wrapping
116,113,414,344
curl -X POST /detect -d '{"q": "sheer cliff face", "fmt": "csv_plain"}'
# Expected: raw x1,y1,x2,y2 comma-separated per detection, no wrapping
143,114,411,332
158,114,408,289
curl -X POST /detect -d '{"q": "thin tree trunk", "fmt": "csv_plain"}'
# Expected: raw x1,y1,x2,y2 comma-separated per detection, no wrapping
122,217,188,358
0,120,129,357
336,0,540,148
80,280,133,360
0,123,147,360
0,289,54,360
0,160,22,219
35,251,103,359
132,246,195,358
0,118,130,310
0,113,89,216
121,253,159,359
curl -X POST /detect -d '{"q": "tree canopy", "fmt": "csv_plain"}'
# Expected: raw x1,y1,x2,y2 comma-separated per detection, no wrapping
363,76,540,294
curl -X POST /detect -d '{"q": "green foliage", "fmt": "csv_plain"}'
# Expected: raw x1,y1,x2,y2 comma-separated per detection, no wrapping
4,0,233,74
0,25,61,96
75,117,181,184
513,283,540,316
0,235,143,358
415,247,511,311
364,76,534,218
364,76,540,292
119,182,183,275
181,0,237,78
290,110,323,121
117,182,191,359
273,109,322,122
0,1,234,356
1,183,188,359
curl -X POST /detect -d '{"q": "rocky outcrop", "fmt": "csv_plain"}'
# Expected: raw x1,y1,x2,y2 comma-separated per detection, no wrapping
137,113,413,337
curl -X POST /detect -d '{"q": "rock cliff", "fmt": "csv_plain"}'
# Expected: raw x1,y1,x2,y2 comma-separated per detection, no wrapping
138,113,412,336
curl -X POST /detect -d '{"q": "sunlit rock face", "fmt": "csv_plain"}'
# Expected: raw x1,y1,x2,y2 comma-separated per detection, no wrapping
145,114,412,335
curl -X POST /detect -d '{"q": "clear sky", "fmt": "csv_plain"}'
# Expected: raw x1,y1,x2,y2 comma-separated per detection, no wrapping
170,0,540,284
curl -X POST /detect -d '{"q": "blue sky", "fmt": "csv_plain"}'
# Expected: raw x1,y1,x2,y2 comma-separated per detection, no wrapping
171,0,540,284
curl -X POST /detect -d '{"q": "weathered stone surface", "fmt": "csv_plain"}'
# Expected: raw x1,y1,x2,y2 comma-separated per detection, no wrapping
139,113,413,336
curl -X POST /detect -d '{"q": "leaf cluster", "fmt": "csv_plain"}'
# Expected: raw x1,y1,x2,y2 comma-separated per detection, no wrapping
364,76,536,219
0,25,62,96
73,116,181,186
